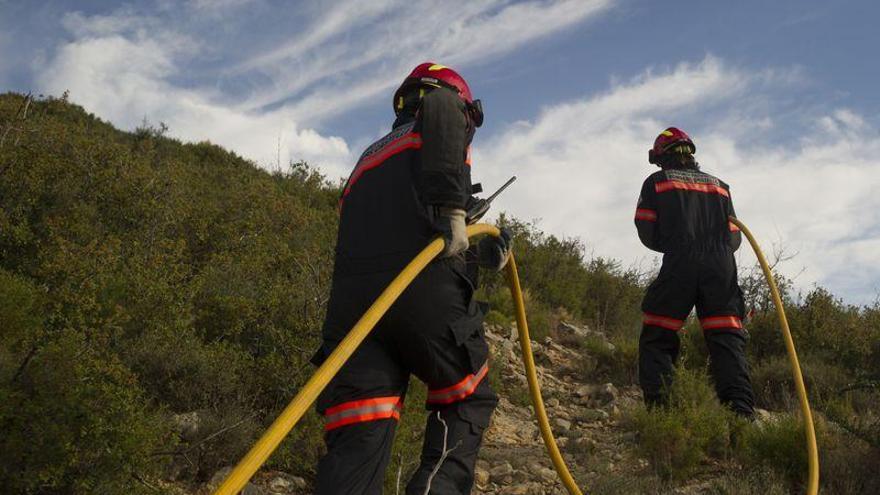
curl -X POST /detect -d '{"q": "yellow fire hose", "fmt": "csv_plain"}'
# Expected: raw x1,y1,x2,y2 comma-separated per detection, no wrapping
730,216,819,494
506,254,583,495
213,223,584,495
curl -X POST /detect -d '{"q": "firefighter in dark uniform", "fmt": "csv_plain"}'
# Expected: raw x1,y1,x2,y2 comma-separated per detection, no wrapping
311,63,511,494
634,127,755,418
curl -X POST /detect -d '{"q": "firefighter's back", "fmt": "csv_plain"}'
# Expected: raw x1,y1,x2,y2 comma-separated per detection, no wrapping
334,121,433,279
649,168,736,253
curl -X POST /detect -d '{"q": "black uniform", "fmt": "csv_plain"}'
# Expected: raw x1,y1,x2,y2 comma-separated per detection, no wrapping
312,88,497,494
634,167,755,416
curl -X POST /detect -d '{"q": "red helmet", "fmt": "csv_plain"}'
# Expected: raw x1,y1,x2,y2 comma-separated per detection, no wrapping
393,62,483,126
648,127,696,164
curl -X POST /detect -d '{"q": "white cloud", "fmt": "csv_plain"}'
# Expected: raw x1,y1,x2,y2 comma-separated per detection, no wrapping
38,11,352,175
474,56,880,304
707,113,880,303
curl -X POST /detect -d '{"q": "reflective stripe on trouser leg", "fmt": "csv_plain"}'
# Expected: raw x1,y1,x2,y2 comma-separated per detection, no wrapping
642,312,685,331
700,314,743,331
426,361,489,406
316,395,404,494
323,396,403,431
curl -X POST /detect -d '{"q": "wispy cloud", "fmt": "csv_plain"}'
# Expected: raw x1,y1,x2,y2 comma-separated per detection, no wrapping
237,0,613,120
232,0,396,74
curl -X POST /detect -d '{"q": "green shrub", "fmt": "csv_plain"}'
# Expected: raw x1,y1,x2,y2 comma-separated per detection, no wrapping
581,334,638,385
583,472,664,494
735,413,811,487
484,309,512,328
750,355,798,411
737,411,880,495
707,467,788,495
0,331,169,494
744,310,788,362
677,320,709,370
486,215,646,340
0,269,44,347
818,425,880,495
627,367,735,481
752,355,850,412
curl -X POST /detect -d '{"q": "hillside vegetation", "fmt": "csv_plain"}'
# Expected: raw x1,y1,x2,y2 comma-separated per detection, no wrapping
1,93,878,494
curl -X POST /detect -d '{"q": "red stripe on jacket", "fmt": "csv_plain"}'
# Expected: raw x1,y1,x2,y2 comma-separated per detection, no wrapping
341,132,422,201
655,180,729,197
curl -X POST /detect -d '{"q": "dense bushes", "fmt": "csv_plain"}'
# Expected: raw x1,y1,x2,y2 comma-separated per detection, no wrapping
0,93,338,491
0,269,168,494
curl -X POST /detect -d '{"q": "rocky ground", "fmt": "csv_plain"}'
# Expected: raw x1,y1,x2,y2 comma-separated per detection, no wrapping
473,322,645,495
191,321,741,495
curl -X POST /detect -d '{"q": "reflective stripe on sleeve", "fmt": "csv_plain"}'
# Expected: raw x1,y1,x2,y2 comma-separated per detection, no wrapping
426,362,489,405
323,396,403,431
635,208,657,222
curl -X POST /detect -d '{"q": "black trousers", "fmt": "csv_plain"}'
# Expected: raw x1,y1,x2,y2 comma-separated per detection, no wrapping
312,257,497,494
638,250,755,416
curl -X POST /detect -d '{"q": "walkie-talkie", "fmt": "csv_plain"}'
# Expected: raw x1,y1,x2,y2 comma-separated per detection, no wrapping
466,176,516,224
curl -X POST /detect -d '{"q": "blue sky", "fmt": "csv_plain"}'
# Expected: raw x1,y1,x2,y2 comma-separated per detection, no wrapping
2,0,879,304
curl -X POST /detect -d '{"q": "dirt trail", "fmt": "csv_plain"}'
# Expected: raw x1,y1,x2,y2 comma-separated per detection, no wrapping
474,323,642,494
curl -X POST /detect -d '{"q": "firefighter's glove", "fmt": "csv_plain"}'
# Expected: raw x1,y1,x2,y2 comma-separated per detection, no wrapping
477,227,512,271
438,207,469,258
